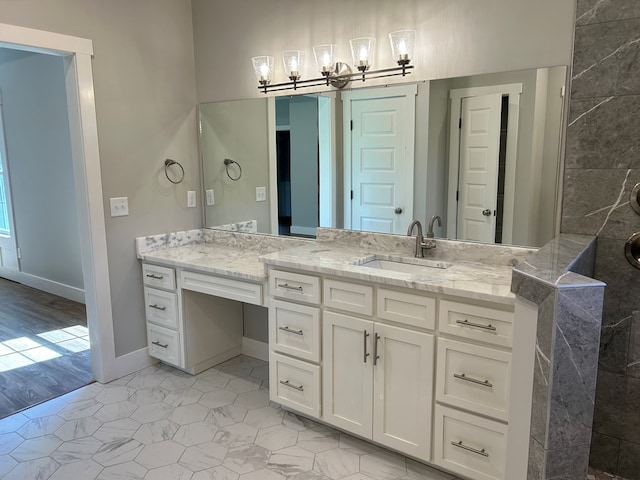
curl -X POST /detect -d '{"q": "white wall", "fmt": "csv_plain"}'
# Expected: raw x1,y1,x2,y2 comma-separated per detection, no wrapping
0,49,83,292
192,0,576,103
0,0,199,357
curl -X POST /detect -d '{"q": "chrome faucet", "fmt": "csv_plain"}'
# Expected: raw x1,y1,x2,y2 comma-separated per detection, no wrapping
407,220,436,257
427,215,442,239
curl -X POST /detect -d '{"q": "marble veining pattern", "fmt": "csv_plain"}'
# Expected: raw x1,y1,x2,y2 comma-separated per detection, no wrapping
210,220,258,234
0,355,466,480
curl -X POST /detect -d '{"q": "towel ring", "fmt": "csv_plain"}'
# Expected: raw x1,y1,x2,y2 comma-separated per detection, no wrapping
164,159,185,184
224,158,242,181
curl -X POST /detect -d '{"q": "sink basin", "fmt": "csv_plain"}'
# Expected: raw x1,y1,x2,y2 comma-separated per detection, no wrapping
360,256,450,275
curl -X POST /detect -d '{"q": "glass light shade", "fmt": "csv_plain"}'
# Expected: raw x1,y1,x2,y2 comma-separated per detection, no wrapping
281,50,304,80
251,56,274,85
350,37,376,71
389,30,416,65
313,44,338,75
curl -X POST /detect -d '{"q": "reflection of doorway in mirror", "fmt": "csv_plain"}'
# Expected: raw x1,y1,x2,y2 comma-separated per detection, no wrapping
343,84,417,235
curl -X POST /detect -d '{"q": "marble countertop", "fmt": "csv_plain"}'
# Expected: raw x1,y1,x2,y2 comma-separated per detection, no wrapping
259,242,516,305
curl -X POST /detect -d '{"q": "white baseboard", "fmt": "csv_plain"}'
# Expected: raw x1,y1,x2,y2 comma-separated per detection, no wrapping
241,337,269,362
0,269,85,304
113,347,158,380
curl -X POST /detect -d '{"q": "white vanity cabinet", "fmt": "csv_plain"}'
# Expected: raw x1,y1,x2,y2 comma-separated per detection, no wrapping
433,299,514,480
268,270,322,418
142,263,184,367
321,279,435,462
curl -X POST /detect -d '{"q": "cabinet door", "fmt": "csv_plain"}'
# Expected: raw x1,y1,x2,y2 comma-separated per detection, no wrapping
373,323,434,461
322,311,373,438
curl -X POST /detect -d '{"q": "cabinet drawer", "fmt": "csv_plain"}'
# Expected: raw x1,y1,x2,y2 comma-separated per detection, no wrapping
270,270,321,305
324,279,373,317
181,270,263,306
269,300,321,363
377,288,436,330
439,300,513,348
144,287,178,329
270,352,320,418
147,324,182,367
436,338,511,421
434,405,507,480
142,263,176,291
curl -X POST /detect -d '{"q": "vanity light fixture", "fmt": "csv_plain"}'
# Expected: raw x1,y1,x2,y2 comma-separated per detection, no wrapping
251,56,274,87
254,32,415,94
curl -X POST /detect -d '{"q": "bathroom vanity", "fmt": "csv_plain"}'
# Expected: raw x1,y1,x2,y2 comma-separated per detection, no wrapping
136,227,604,480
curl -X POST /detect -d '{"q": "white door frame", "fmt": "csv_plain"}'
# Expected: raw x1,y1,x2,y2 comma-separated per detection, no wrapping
342,84,417,232
0,23,116,383
447,83,522,244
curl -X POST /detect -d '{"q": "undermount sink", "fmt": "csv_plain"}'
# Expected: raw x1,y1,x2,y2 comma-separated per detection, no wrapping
359,256,450,275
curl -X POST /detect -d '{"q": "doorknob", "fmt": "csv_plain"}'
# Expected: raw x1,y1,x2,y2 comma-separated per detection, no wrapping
482,209,492,216
394,207,403,214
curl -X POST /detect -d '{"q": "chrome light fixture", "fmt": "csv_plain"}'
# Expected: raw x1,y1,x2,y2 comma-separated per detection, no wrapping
282,50,304,82
350,37,376,72
254,31,415,94
251,56,274,87
389,30,416,66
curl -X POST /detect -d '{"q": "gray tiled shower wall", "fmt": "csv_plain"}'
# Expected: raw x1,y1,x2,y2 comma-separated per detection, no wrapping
564,1,640,477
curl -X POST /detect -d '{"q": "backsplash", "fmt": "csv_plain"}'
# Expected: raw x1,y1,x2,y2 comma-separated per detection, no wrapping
562,1,640,477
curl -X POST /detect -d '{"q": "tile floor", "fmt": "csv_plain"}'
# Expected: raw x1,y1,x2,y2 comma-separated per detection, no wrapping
0,355,460,480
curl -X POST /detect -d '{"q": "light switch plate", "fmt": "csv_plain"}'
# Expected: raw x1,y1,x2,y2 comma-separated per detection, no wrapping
187,190,197,208
110,197,129,217
206,189,215,206
256,186,266,202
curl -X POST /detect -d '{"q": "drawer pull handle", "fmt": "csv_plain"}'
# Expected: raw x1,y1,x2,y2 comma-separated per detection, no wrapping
363,330,370,363
279,326,304,336
451,440,489,457
453,373,493,388
152,340,169,349
279,380,304,392
373,333,381,366
146,274,164,280
278,283,304,292
456,319,497,331
149,304,167,311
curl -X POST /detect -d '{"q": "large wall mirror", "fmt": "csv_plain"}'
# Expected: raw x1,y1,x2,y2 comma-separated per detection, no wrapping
200,65,567,248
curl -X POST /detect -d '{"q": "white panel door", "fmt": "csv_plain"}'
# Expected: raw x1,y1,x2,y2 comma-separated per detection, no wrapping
457,94,502,243
322,311,373,438
373,323,434,461
348,93,414,234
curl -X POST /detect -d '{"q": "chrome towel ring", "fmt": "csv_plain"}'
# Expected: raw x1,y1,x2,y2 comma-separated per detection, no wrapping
224,158,242,181
164,158,185,184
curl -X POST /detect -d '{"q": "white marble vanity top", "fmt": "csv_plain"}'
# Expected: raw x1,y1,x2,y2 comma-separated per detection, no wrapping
137,228,533,305
259,242,517,305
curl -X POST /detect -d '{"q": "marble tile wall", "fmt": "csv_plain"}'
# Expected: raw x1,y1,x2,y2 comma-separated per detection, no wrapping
563,1,640,477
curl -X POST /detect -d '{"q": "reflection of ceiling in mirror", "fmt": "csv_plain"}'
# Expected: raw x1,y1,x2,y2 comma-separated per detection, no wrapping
200,66,568,249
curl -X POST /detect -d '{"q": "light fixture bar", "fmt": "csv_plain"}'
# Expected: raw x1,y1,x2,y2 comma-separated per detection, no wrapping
257,64,414,94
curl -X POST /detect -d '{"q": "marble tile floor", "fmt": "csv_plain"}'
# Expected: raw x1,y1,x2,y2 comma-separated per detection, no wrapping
587,469,631,480
0,355,462,480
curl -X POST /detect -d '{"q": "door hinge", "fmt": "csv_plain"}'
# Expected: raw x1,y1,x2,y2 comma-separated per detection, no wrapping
16,247,22,259
350,120,353,131
459,117,462,129
456,190,459,202
350,190,354,200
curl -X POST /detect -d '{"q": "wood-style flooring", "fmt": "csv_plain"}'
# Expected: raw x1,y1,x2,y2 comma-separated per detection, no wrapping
0,277,92,418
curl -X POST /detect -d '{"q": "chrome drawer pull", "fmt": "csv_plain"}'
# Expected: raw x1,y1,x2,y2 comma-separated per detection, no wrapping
451,440,489,457
277,283,304,292
149,304,167,311
146,274,164,280
279,326,304,336
152,340,169,349
456,319,497,331
363,330,370,363
453,373,493,388
279,380,304,392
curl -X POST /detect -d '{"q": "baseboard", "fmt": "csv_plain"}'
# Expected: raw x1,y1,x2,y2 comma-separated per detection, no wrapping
0,270,85,304
241,337,269,362
113,347,158,380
